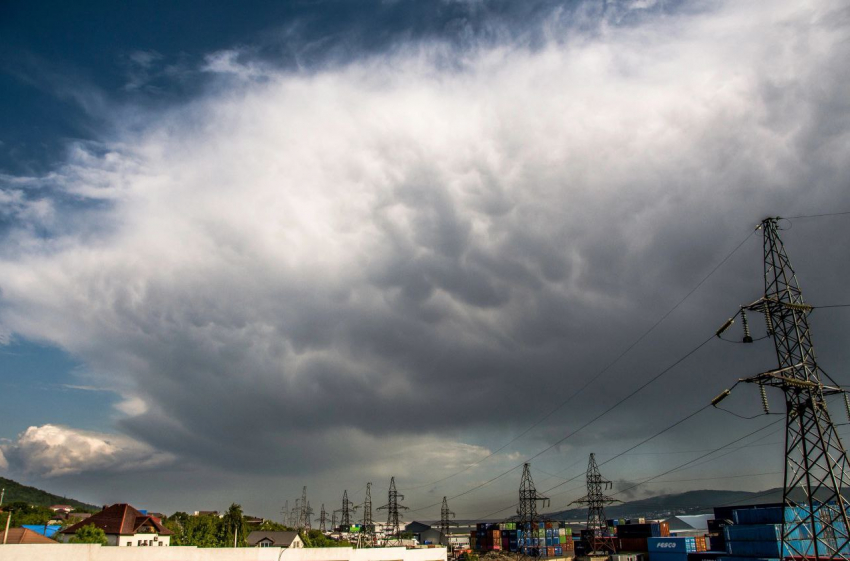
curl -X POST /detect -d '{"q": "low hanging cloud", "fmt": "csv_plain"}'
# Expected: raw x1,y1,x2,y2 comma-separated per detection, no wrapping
1,425,174,478
0,0,848,486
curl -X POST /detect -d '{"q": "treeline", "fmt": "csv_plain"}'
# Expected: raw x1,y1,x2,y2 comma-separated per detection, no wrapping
0,501,95,529
0,477,97,510
163,504,351,548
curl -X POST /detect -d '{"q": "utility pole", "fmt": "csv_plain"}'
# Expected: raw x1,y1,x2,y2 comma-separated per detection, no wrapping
571,453,619,554
378,477,408,546
439,496,456,550
360,482,373,548
712,216,850,560
517,463,549,557
317,504,331,533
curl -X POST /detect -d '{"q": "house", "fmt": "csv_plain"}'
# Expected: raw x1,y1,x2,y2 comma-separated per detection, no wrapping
49,505,74,514
2,527,57,544
247,530,304,548
58,503,173,547
194,510,221,517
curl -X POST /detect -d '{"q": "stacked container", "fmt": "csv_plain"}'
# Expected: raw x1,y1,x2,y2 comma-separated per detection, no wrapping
723,504,843,559
618,522,671,552
648,536,697,561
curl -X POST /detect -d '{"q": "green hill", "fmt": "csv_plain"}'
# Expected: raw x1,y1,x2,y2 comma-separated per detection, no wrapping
0,477,97,511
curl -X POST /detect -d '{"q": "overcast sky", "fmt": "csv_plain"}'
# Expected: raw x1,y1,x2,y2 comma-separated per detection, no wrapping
1,0,849,520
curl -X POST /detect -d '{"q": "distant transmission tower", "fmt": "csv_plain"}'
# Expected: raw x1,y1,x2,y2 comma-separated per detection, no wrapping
291,499,301,529
517,463,549,556
339,490,357,527
299,487,309,530
378,477,408,546
439,496,456,548
305,501,313,531
359,482,374,548
331,510,338,531
571,453,619,553
281,500,289,526
317,504,330,533
713,217,850,560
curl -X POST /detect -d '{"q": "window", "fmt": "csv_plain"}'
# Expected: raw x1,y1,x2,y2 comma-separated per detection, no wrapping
126,543,132,546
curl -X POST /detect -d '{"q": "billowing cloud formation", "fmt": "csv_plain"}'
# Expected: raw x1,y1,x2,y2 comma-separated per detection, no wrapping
0,0,849,493
1,425,173,478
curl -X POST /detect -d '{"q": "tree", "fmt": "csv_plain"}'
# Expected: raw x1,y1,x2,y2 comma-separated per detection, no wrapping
69,525,108,545
184,514,223,547
302,529,351,548
220,503,247,547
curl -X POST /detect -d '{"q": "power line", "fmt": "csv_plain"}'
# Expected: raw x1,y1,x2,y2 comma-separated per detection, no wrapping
401,229,756,492
612,418,784,499
407,332,717,515
469,409,782,522
783,211,850,219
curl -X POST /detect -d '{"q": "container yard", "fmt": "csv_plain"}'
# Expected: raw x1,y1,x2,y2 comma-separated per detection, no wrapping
455,503,841,561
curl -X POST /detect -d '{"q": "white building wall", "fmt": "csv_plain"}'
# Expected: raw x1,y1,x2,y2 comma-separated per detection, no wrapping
0,544,446,561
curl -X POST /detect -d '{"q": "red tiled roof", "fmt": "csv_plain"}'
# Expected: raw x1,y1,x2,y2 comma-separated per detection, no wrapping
3,528,57,544
60,504,173,536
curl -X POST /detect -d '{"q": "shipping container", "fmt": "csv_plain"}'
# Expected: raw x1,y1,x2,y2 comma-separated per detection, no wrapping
619,537,649,552
648,551,689,561
647,537,696,553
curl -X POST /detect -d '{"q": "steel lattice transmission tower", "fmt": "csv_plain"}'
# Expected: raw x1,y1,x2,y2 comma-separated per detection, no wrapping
298,487,310,530
378,477,408,546
359,482,374,548
571,453,619,554
713,217,850,560
439,496,456,548
281,500,289,527
305,501,314,532
317,504,331,533
517,463,549,556
292,499,301,529
338,490,357,527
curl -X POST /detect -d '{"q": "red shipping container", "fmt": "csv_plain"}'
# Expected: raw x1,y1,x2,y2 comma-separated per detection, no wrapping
660,523,670,537
618,537,649,552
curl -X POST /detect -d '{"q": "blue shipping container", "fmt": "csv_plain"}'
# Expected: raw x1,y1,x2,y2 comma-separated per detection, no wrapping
648,537,696,553
649,551,689,561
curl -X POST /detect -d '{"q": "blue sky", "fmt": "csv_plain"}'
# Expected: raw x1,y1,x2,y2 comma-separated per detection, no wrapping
1,0,849,519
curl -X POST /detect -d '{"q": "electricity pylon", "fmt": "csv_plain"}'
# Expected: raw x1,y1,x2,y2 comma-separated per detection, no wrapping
281,500,289,526
571,453,619,554
291,499,301,529
439,496,456,548
713,216,850,560
317,504,331,533
331,510,338,532
517,463,549,556
378,477,408,546
299,487,309,530
339,490,357,527
305,501,313,531
359,482,374,548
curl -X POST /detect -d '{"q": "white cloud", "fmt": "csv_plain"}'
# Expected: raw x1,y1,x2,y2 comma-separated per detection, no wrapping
1,425,174,478
0,0,847,491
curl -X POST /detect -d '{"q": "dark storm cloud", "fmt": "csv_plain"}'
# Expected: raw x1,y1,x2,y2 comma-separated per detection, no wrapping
0,0,849,516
